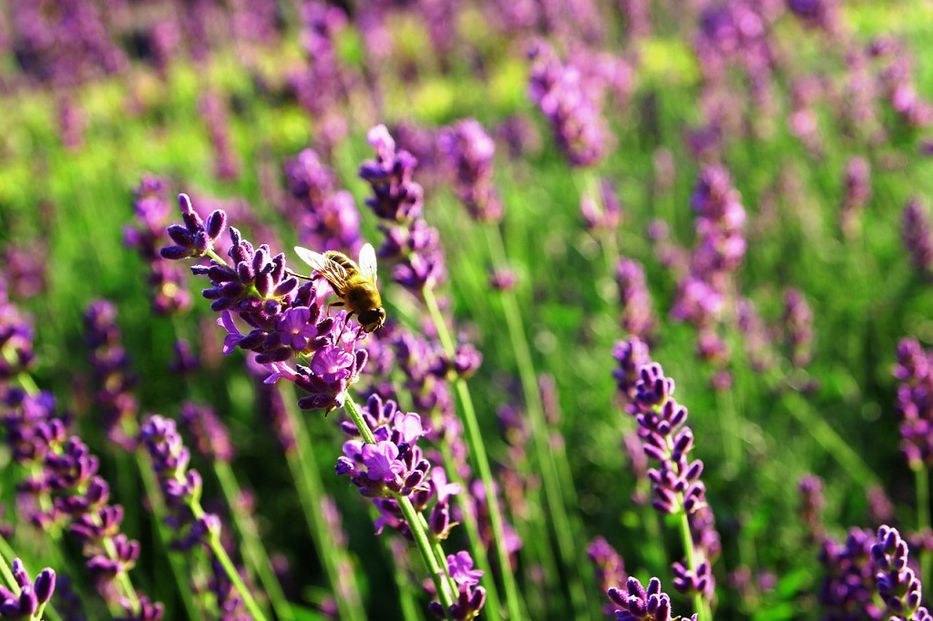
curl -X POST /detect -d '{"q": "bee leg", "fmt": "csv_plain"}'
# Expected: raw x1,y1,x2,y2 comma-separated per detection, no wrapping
326,301,345,316
336,311,354,341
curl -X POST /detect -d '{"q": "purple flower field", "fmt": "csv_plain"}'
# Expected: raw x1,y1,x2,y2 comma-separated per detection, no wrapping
0,1,931,619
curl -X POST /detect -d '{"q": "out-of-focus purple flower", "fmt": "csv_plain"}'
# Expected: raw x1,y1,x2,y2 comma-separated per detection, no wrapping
893,338,933,468
582,178,623,233
170,339,200,375
83,300,139,450
616,259,656,341
612,337,650,405
199,91,240,181
872,525,930,619
2,244,47,299
588,537,627,613
285,148,361,255
819,527,881,618
179,401,234,464
736,298,776,372
787,0,840,34
125,176,192,314
607,576,698,621
496,115,541,160
840,157,871,238
488,267,517,291
798,474,825,543
139,415,222,551
528,41,608,168
903,198,933,277
866,485,895,526
782,289,813,368
438,119,503,222
0,288,35,380
0,559,56,620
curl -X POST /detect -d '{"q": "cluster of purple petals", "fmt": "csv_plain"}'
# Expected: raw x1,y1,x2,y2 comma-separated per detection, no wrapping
2,244,47,300
124,175,192,315
736,298,776,372
872,525,930,619
839,157,871,237
284,148,361,255
359,125,447,293
616,259,656,341
782,289,813,368
612,337,650,407
893,339,933,468
588,537,627,613
871,39,933,129
428,552,486,621
336,394,485,618
83,300,139,450
179,401,235,464
288,1,347,119
607,577,698,621
199,91,240,182
0,559,55,620
527,41,607,168
206,557,250,621
437,119,503,222
160,194,369,413
902,198,933,276
139,415,222,551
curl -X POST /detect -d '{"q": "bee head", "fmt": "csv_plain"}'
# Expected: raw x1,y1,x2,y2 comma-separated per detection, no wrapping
359,307,387,333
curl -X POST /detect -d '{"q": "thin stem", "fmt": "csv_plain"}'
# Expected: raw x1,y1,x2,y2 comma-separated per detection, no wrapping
206,248,228,266
916,465,931,590
214,460,294,621
776,385,879,485
483,227,589,619
421,287,526,621
137,454,205,621
0,536,18,590
343,394,457,616
186,497,267,621
277,382,367,621
677,511,711,621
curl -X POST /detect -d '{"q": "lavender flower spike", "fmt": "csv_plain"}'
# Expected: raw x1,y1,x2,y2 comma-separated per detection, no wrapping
438,119,503,222
160,194,227,260
0,559,55,620
607,576,698,621
872,525,931,619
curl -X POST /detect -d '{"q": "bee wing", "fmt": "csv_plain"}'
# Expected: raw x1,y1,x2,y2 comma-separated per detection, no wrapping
358,242,378,283
294,246,350,291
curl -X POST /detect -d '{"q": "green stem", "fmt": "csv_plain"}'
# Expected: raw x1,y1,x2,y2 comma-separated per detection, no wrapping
677,511,711,621
435,442,504,621
483,226,590,619
277,382,367,621
214,460,294,621
137,455,205,621
421,287,527,620
343,394,457,616
916,465,931,590
775,385,879,485
186,497,267,621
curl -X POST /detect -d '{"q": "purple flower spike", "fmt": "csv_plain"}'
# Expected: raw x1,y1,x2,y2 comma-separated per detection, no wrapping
438,119,503,222
893,338,933,468
616,259,656,341
588,537,627,613
359,125,424,223
782,289,813,368
607,576,697,621
872,525,931,619
0,559,56,620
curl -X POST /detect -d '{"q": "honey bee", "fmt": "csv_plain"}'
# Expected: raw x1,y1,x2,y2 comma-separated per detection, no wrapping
294,243,386,333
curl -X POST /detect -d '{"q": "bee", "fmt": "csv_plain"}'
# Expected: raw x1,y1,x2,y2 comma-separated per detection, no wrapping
294,242,386,333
